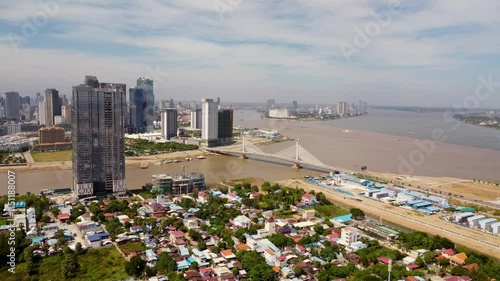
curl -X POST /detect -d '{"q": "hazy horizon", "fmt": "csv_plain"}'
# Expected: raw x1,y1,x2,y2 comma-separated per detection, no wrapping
1,0,500,107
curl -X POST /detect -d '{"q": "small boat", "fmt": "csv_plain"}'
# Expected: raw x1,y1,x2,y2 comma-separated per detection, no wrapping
408,132,415,135
140,162,149,169
185,158,193,161
197,155,207,159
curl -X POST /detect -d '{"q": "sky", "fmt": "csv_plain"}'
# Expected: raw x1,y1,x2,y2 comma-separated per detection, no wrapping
0,0,499,107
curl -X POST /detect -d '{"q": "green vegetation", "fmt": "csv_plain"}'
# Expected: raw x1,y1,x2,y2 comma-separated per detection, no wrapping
237,251,276,281
0,153,27,164
398,231,455,251
125,138,198,156
308,204,349,218
31,150,72,162
0,247,129,281
119,241,146,254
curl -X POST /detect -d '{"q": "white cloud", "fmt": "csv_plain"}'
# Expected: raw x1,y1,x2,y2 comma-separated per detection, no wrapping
0,0,499,106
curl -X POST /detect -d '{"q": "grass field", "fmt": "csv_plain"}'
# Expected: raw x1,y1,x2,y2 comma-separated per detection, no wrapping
305,205,350,218
0,247,129,281
31,150,72,162
119,241,146,254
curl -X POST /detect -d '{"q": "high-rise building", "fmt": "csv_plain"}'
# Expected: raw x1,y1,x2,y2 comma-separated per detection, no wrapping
45,88,61,126
4,92,21,120
72,75,126,198
363,102,368,114
38,100,46,125
292,100,298,110
0,96,5,118
201,98,219,146
266,99,275,110
169,98,174,108
35,92,41,104
337,102,348,116
190,108,202,129
159,100,169,110
218,109,233,145
61,104,72,124
161,108,178,140
358,100,363,115
129,78,154,133
20,96,31,105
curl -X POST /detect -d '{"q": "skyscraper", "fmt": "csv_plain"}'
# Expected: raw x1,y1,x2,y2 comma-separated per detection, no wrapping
190,108,202,129
266,99,275,110
202,98,218,147
337,102,348,116
161,108,178,140
4,92,21,120
38,99,46,125
72,76,126,198
218,109,233,145
61,104,73,124
363,101,368,114
45,88,61,126
129,78,154,133
358,100,363,115
292,100,298,110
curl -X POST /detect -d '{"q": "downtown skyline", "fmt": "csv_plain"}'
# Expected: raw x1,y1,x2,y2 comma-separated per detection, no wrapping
0,1,499,107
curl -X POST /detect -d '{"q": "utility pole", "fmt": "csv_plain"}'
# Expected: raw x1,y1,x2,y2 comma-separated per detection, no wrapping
388,258,392,281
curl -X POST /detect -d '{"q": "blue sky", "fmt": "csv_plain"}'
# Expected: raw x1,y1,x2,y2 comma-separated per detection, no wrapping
0,0,499,107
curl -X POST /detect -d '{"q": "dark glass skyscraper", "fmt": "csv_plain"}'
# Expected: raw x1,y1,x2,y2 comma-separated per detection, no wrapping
129,78,154,133
218,109,233,146
72,76,126,198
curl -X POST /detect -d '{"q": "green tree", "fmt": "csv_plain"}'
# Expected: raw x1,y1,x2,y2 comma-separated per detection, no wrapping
61,250,79,278
268,233,294,248
125,255,146,277
157,252,177,274
350,208,365,219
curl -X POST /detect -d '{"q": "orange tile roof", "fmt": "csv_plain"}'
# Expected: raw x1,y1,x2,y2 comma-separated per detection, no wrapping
221,249,234,256
265,249,275,256
235,244,249,251
272,266,280,273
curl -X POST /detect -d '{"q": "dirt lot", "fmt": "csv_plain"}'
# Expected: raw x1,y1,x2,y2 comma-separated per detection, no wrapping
368,172,500,202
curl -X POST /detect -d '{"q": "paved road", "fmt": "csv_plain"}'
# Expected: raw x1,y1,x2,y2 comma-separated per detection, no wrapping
283,179,500,259
23,152,35,164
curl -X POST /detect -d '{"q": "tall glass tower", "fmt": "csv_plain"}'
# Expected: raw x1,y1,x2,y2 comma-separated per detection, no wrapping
72,76,126,198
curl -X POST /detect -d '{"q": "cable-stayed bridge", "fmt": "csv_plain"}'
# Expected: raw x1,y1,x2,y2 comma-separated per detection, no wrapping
206,136,349,173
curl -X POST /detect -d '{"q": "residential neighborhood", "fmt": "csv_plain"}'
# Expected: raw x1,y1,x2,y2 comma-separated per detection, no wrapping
0,179,498,281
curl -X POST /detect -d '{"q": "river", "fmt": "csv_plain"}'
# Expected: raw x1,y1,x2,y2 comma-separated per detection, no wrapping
2,108,500,195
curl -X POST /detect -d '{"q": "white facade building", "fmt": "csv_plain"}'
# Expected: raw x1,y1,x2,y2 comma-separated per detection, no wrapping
201,98,218,142
339,227,361,246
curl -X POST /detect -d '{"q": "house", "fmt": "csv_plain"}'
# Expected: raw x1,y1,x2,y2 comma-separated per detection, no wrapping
117,215,131,224
233,215,252,229
198,192,209,203
200,267,214,278
464,263,479,272
235,243,249,252
406,264,420,271
264,248,277,265
441,248,455,257
301,193,317,206
449,252,467,265
377,257,390,265
130,226,142,233
57,213,71,223
221,249,236,260
250,192,261,199
169,231,185,243
443,277,471,281
339,227,361,246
